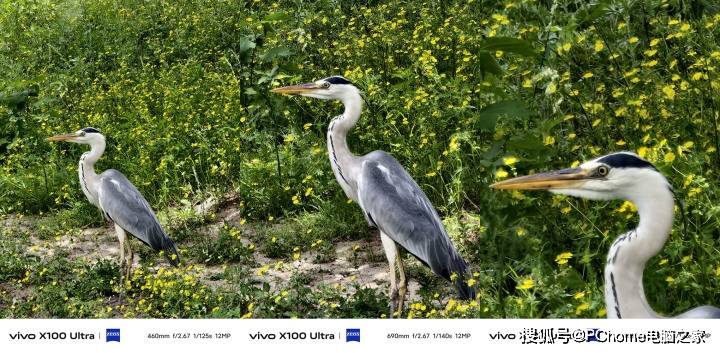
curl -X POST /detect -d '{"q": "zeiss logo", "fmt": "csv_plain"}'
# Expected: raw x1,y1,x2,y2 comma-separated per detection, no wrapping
106,328,120,343
346,328,360,342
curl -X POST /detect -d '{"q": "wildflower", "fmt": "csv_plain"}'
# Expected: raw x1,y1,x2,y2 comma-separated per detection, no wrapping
662,85,676,100
503,156,518,166
575,303,589,315
594,40,604,52
546,82,557,95
517,278,534,290
495,169,509,179
664,152,676,163
555,252,573,265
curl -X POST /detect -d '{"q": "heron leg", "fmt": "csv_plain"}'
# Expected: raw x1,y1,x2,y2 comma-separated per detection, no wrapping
114,224,130,280
380,232,400,318
125,238,134,279
396,255,407,316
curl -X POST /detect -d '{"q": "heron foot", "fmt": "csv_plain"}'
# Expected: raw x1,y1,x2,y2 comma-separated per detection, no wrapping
389,288,400,318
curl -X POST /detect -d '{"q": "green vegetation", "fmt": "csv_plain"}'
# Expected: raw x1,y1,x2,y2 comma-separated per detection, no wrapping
2,0,720,318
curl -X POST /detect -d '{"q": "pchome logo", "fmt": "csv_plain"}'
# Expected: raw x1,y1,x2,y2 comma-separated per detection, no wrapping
106,328,120,343
587,328,603,342
346,328,360,342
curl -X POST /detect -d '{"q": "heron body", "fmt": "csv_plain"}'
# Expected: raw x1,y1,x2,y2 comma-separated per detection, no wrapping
273,76,474,316
492,151,720,318
49,128,180,277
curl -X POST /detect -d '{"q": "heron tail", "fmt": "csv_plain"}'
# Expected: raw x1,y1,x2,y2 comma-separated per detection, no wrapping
162,238,181,267
454,274,476,300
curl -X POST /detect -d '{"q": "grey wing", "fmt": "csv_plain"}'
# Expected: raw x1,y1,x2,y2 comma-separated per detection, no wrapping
675,305,720,318
97,169,180,266
357,151,474,299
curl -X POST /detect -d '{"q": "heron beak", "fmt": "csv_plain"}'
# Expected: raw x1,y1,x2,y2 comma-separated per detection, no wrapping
47,133,79,142
490,167,593,190
271,82,321,95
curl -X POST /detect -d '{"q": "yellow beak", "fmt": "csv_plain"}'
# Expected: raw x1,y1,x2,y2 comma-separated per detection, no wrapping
271,83,321,95
47,133,80,142
490,167,593,190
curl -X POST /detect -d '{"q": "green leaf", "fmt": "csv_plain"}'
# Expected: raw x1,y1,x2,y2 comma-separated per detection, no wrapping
237,37,256,54
477,51,502,79
260,47,292,62
478,37,537,57
263,12,289,22
577,1,611,29
508,134,545,151
477,100,531,130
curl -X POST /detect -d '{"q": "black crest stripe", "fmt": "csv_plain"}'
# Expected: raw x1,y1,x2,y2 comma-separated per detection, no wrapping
81,127,101,133
324,76,352,85
597,153,657,170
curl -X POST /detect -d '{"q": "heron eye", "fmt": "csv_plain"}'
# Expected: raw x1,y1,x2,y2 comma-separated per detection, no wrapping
597,165,609,176
322,82,331,88
80,132,86,136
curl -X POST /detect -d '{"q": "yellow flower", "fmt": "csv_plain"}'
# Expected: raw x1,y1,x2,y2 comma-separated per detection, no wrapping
594,40,604,52
662,85,676,100
503,156,518,166
555,252,573,265
467,278,476,287
575,303,589,315
544,135,556,145
546,82,557,94
517,278,534,290
628,36,639,44
574,291,586,299
495,169,509,179
664,152,676,163
582,72,593,79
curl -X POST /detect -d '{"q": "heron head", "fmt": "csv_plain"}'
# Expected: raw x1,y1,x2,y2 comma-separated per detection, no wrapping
491,152,668,201
271,76,359,101
47,127,105,145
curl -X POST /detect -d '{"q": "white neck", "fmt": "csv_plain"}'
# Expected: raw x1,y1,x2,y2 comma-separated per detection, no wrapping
78,140,106,207
326,91,363,202
604,177,674,318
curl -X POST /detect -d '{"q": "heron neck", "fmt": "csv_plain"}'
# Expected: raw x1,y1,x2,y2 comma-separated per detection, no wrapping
326,93,363,201
79,141,105,206
604,182,674,318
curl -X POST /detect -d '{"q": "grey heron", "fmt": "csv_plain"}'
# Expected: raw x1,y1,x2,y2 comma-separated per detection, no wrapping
272,76,475,316
48,127,180,278
491,151,720,318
